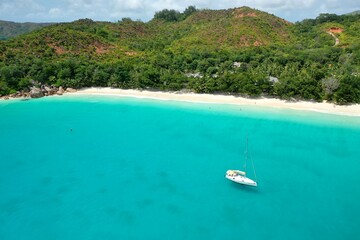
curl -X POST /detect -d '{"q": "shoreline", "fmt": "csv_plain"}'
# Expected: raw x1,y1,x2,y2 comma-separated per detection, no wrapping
67,87,360,117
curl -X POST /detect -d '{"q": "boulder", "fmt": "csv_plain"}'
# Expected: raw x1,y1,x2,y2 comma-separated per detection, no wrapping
44,86,56,95
66,88,77,93
57,86,64,95
30,87,44,98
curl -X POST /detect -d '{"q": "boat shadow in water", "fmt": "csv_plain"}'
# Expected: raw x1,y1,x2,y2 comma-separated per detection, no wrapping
228,181,260,194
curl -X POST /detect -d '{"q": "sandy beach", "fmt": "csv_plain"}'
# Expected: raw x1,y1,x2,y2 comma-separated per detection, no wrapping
66,87,360,117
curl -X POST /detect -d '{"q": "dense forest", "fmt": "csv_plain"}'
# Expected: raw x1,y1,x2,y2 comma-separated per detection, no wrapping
0,6,359,104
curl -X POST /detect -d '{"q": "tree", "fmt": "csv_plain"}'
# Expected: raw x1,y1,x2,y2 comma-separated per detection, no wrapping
322,77,340,99
274,76,298,100
0,80,9,96
315,13,340,24
183,6,197,19
131,64,161,88
108,64,131,88
0,65,24,90
334,75,360,104
154,9,181,22
159,70,186,90
92,67,110,86
119,18,133,23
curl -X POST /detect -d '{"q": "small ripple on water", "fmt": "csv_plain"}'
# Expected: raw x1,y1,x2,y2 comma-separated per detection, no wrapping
117,210,136,225
165,204,181,215
40,177,53,185
137,198,154,208
104,207,118,216
97,187,108,194
56,186,71,195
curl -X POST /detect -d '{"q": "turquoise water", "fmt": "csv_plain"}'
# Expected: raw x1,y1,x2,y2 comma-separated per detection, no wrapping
0,95,360,240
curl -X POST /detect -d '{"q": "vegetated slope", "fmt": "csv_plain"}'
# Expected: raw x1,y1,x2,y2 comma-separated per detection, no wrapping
346,10,360,16
0,20,54,40
169,7,293,51
0,7,295,59
293,13,360,48
3,19,116,56
112,6,294,53
0,6,359,104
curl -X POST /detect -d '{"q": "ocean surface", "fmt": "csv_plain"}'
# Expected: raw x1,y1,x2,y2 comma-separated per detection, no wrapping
0,95,359,240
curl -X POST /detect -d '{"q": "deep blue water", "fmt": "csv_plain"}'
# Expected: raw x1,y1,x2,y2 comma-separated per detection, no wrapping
0,95,360,239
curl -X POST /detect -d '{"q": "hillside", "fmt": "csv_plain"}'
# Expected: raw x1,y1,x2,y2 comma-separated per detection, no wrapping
293,13,360,48
142,7,294,52
0,7,294,56
0,20,54,40
346,10,360,16
0,6,360,104
171,7,293,50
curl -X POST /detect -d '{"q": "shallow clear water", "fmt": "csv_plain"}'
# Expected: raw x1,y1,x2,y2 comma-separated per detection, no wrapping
0,96,360,240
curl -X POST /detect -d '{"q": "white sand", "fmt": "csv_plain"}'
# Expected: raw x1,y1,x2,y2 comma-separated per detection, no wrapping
69,87,360,117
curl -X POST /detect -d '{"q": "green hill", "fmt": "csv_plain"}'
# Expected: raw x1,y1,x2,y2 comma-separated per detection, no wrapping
293,12,360,48
1,7,293,56
346,10,360,16
0,20,54,40
171,7,292,49
1,6,360,104
124,6,294,53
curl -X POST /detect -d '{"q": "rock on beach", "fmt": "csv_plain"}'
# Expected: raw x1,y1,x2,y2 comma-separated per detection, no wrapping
30,87,44,98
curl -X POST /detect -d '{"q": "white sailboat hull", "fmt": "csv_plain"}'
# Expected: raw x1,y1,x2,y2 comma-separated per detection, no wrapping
225,174,257,187
226,137,257,187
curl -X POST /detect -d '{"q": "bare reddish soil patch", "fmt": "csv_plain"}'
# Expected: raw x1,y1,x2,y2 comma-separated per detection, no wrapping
47,43,67,55
236,12,257,18
328,27,343,33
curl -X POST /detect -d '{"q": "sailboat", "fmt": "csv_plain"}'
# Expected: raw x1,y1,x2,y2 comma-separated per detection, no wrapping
225,137,258,187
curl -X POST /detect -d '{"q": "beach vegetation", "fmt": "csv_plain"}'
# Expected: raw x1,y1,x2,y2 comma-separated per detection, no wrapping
0,7,360,103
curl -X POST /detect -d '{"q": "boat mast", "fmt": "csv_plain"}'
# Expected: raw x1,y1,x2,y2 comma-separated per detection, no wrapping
244,135,248,176
251,152,258,183
247,135,258,183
